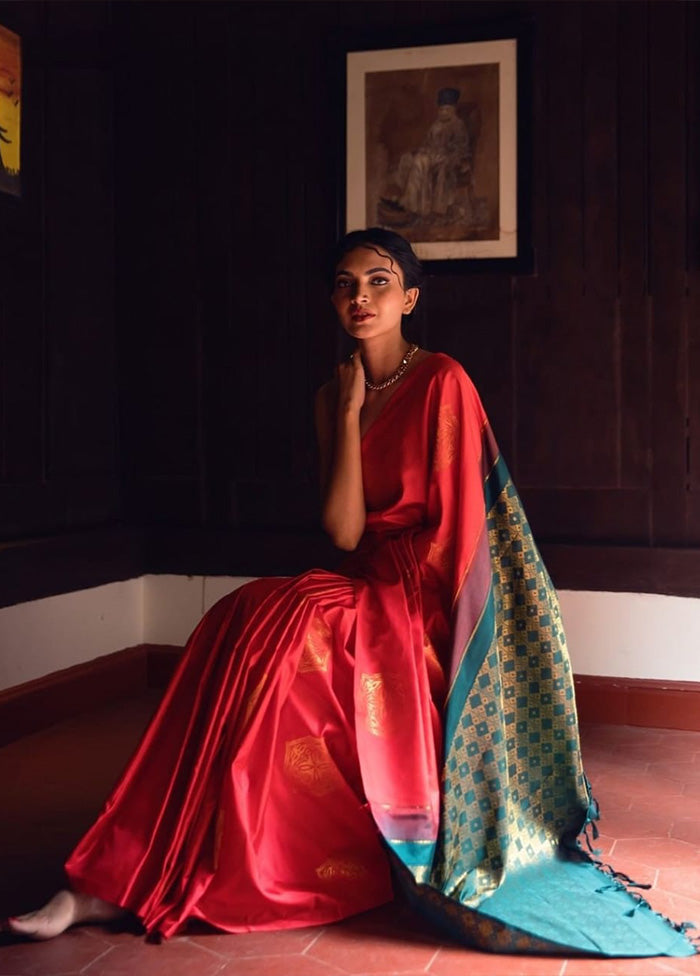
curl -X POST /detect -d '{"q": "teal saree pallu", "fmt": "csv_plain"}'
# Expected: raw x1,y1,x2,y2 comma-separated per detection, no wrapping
395,438,697,958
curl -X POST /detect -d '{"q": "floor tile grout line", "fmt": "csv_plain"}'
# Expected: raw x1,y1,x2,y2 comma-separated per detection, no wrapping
82,926,112,944
181,934,232,962
78,942,115,973
302,926,327,954
423,945,441,971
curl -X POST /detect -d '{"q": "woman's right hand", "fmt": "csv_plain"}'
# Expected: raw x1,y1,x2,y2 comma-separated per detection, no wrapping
315,350,367,550
336,349,366,414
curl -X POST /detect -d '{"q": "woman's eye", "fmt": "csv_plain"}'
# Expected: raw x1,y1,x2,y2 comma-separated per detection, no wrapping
370,276,389,286
335,279,351,288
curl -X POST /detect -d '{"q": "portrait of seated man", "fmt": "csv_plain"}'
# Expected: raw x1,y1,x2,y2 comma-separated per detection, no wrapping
378,86,490,240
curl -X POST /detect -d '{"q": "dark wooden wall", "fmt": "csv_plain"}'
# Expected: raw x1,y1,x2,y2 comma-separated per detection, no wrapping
2,0,700,604
0,1,118,541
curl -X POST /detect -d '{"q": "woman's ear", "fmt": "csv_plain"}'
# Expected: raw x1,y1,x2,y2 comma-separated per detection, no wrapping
403,287,420,315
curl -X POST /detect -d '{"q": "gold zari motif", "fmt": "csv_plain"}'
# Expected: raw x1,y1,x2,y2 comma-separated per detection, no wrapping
283,735,342,796
315,857,368,881
299,615,331,673
360,672,385,737
360,672,406,737
434,402,459,470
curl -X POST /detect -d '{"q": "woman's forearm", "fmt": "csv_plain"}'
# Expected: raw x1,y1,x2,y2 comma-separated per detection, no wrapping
321,406,366,550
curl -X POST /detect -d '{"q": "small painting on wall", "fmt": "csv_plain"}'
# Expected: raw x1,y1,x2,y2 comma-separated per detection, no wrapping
0,23,21,197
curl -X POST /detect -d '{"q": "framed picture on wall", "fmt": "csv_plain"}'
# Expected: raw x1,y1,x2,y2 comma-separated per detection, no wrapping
345,32,531,273
0,23,21,197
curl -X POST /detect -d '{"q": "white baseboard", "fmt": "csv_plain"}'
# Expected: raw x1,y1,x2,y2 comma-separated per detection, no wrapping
2,576,700,693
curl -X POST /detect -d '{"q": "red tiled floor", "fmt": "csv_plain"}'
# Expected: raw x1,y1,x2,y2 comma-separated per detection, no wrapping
657,959,700,976
187,925,325,959
428,946,566,975
0,929,114,976
644,887,700,929
81,937,226,976
633,793,700,823
612,838,700,870
216,955,346,976
563,958,685,975
307,925,440,973
590,806,675,840
671,821,700,844
656,867,700,903
648,763,700,782
1,699,699,976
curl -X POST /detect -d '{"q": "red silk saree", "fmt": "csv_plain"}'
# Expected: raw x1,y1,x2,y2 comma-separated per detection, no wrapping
66,354,696,956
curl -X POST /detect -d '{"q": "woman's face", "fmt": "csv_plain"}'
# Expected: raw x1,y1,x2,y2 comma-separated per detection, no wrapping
331,245,419,341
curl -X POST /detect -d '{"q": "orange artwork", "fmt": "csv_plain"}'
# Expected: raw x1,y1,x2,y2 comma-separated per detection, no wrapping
0,23,20,196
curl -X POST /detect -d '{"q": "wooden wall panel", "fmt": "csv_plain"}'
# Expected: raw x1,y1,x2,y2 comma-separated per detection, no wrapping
223,8,328,530
191,3,233,528
582,2,618,307
238,18,307,491
617,3,651,498
0,1,119,539
518,2,618,498
1,240,44,487
0,5,45,495
578,2,619,491
648,2,688,545
114,3,201,523
45,68,116,481
0,0,46,521
520,487,650,546
687,1,700,543
223,13,261,518
518,3,591,490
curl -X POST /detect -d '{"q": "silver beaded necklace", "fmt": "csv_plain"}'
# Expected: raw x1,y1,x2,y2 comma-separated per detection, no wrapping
364,343,419,392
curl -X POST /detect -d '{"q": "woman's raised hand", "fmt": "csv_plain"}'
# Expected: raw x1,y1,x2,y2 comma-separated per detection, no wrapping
336,349,366,414
319,348,366,549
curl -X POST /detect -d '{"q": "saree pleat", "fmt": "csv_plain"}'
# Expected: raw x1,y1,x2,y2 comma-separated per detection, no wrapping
65,353,696,956
67,572,393,935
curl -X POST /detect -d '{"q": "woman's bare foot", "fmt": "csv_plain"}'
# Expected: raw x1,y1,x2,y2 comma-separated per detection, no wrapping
6,890,125,940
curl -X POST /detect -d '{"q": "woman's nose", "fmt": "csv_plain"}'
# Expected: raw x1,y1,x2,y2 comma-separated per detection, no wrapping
350,283,368,302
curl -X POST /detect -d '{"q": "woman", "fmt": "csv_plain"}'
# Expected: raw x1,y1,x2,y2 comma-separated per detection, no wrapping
7,230,696,957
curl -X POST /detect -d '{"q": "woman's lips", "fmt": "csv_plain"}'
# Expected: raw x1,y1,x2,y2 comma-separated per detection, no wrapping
350,311,374,322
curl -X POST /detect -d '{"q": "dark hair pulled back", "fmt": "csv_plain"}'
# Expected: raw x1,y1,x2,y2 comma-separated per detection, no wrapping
332,227,425,291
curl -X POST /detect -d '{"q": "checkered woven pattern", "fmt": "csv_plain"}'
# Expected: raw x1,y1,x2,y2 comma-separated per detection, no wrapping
433,470,590,904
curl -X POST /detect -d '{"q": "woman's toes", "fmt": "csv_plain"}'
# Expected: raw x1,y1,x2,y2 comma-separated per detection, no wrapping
7,891,77,940
6,891,126,941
